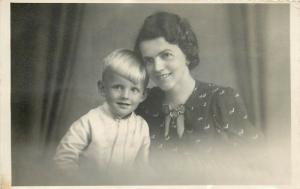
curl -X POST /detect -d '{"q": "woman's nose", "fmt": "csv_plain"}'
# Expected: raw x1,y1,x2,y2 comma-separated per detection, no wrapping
153,57,165,71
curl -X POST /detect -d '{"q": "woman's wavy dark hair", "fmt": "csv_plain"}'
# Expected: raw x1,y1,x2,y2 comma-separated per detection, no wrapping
134,11,199,70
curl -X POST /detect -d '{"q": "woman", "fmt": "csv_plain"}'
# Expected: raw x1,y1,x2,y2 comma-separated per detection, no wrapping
134,12,264,183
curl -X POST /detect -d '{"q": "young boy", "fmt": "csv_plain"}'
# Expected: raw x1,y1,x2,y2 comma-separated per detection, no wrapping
54,49,150,184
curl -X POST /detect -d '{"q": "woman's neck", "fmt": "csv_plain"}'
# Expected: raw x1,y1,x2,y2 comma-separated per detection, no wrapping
164,69,195,106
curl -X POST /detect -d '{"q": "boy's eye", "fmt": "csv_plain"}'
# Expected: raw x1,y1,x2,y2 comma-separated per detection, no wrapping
112,85,123,90
131,87,140,94
160,52,174,60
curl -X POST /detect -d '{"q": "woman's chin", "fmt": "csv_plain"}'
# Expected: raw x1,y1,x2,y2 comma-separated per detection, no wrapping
157,82,175,91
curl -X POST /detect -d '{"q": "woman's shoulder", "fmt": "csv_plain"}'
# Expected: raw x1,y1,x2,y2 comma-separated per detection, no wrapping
192,80,243,112
196,80,234,93
194,80,238,100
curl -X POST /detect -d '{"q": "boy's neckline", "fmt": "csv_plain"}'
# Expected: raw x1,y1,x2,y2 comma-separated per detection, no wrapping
114,112,132,120
100,102,133,121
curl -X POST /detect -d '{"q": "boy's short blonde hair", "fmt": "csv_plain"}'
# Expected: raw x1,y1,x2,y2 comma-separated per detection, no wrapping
102,49,149,88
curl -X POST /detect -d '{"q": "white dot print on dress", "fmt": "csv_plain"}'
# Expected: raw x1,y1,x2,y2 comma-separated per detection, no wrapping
219,90,225,95
165,135,170,141
238,129,244,136
212,87,219,93
229,107,235,115
252,134,259,139
203,124,210,130
199,93,207,98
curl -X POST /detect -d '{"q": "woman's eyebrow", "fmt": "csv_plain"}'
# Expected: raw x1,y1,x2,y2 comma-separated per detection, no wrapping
158,49,172,55
144,49,172,59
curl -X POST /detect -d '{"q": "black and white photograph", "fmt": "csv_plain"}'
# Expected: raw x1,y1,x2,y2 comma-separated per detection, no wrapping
1,1,300,188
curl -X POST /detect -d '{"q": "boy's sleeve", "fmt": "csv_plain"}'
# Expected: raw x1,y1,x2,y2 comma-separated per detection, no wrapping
136,120,150,165
54,118,91,173
134,120,157,184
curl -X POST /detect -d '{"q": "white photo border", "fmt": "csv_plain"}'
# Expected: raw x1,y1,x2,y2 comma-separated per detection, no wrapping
1,1,299,189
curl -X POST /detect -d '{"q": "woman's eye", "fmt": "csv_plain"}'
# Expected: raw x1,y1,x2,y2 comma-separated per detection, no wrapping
161,52,174,60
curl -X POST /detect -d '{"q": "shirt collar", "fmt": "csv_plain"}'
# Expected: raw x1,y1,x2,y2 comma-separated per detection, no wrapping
100,102,134,122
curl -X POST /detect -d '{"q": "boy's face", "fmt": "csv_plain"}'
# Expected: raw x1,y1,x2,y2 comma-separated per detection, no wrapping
102,71,146,118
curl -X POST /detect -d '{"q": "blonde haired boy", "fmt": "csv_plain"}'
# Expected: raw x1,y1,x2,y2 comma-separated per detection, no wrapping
54,49,150,184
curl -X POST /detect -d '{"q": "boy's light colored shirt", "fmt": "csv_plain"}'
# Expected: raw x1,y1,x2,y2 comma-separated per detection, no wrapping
54,102,150,177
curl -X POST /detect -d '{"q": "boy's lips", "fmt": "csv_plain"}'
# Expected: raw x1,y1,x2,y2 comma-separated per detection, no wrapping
117,102,131,108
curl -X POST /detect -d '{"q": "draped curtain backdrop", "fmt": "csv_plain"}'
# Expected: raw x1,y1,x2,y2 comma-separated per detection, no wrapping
11,3,84,185
228,5,290,140
229,6,265,131
11,4,290,185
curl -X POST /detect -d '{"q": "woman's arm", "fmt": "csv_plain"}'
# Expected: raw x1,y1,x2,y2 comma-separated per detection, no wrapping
211,87,264,147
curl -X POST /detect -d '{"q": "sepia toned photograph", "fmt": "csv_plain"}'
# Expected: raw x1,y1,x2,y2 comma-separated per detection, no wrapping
1,2,298,187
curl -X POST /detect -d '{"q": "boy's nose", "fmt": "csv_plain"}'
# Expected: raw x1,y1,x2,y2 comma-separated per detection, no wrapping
121,89,130,98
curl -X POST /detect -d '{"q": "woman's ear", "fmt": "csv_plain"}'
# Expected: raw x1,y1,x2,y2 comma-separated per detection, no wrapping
97,80,106,97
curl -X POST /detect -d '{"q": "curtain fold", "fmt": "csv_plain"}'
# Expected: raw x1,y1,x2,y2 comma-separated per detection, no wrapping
38,5,85,152
228,5,265,131
22,4,85,155
11,4,84,185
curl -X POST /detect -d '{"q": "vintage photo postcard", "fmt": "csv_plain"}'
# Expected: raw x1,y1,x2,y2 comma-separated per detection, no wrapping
1,1,300,189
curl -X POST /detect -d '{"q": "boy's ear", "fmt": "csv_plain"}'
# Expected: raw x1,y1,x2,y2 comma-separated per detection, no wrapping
97,80,105,96
141,88,149,102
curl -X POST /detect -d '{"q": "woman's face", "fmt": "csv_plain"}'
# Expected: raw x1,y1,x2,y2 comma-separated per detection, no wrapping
139,37,190,91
